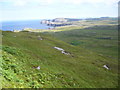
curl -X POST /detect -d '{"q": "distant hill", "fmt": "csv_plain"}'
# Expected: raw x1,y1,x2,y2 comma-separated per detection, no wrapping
65,18,83,22
52,17,117,22
52,18,68,22
85,17,117,21
41,17,117,23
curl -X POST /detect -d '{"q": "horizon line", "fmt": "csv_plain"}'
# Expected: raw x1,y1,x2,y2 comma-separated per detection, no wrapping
1,16,118,22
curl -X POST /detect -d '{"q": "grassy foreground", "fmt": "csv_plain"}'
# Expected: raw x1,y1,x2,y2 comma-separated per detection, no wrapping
1,30,118,88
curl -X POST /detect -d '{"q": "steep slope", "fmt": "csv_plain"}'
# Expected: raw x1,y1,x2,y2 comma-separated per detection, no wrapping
1,31,118,88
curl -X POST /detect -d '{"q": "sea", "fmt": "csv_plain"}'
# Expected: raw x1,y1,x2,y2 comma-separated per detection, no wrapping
1,20,52,31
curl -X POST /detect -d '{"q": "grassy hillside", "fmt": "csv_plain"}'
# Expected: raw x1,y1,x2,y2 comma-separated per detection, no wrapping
1,31,118,88
47,25,118,59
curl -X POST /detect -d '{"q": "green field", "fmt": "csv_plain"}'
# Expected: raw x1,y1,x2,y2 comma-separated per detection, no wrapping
1,25,118,88
47,25,118,59
2,26,118,88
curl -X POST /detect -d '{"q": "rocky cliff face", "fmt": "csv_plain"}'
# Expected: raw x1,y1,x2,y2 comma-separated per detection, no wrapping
52,18,68,22
41,18,70,27
41,18,68,24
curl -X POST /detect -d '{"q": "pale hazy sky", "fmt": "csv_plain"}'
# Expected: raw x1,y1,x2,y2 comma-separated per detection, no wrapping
0,0,119,21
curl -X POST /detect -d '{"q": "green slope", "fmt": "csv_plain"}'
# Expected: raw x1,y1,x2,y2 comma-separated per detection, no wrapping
1,31,118,88
47,25,118,59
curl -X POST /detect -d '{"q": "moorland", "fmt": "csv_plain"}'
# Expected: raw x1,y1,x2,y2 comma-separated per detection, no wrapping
1,17,118,88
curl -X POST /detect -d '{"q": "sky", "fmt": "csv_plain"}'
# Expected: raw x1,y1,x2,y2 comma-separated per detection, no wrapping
0,0,119,21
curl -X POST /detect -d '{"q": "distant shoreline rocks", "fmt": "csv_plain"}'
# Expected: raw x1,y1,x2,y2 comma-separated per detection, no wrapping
13,28,33,32
22,28,33,31
41,18,72,27
13,30,22,32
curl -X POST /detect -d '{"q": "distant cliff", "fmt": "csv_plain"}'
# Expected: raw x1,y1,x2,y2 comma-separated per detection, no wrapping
41,18,72,27
40,17,117,27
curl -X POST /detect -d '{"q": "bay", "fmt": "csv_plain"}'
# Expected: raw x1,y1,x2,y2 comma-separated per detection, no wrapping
1,20,52,31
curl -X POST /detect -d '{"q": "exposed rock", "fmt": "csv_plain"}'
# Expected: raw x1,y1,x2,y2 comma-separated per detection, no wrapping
41,18,72,27
36,66,40,70
52,18,68,23
38,38,43,40
103,65,109,70
32,66,40,70
54,47,64,51
37,36,43,40
13,30,21,32
61,51,70,55
54,47,70,55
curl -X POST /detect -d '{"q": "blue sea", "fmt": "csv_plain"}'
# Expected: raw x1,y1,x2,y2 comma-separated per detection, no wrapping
1,20,52,31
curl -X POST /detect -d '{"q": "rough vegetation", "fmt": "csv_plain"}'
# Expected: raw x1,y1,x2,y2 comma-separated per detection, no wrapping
1,19,118,88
